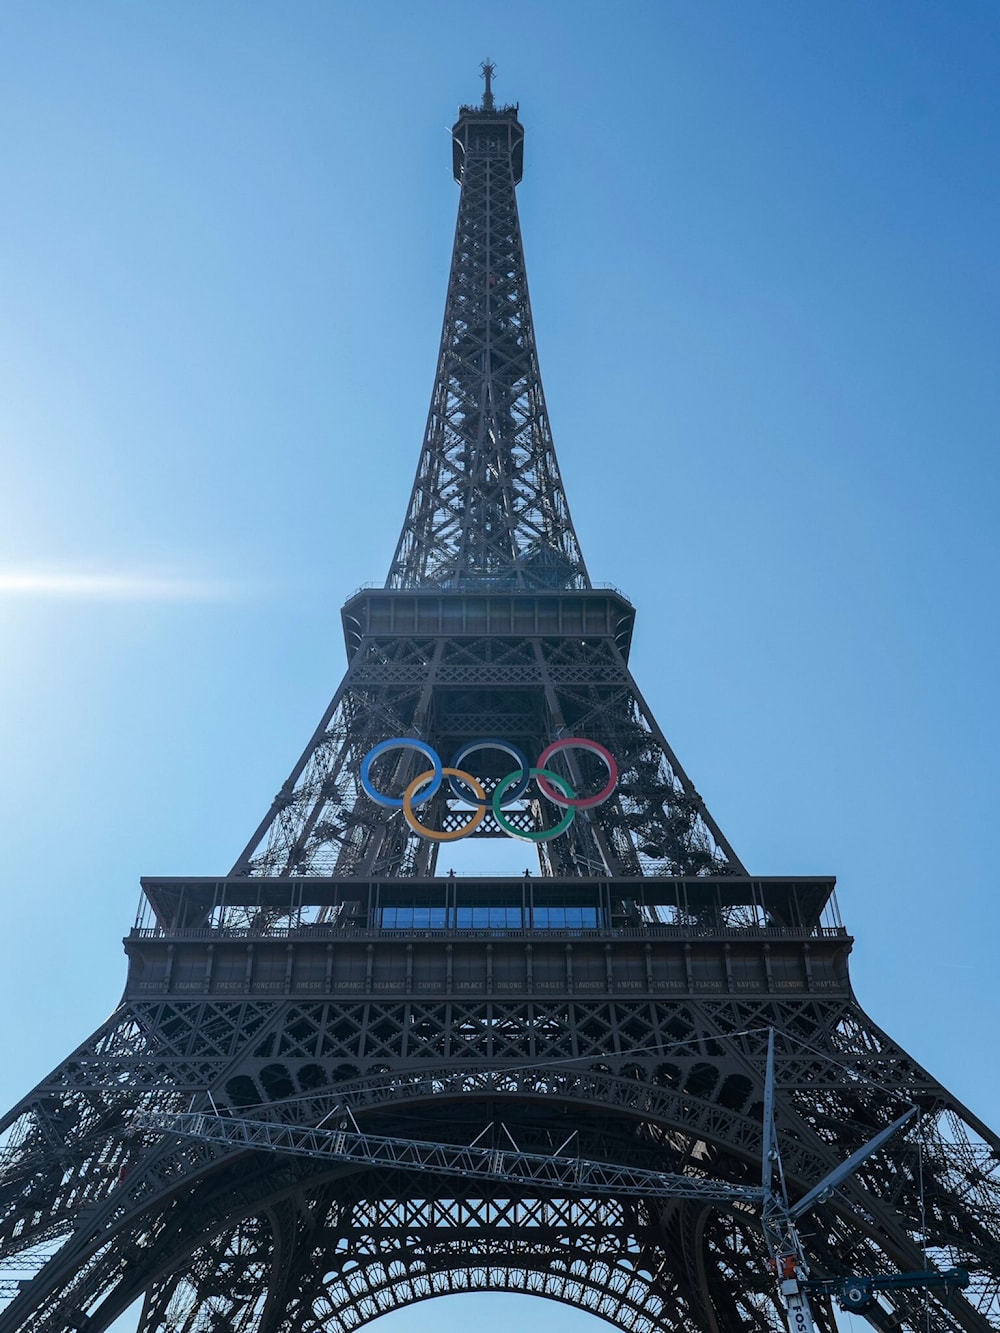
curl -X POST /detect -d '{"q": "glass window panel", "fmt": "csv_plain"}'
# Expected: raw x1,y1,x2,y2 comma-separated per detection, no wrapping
379,905,449,929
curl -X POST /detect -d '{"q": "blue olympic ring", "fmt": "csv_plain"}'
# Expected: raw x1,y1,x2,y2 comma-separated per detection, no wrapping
360,738,442,809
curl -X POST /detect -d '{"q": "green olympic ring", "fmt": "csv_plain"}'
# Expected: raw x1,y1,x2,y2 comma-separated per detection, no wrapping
491,767,576,842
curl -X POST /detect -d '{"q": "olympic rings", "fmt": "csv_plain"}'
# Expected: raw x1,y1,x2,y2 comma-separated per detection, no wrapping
359,736,618,842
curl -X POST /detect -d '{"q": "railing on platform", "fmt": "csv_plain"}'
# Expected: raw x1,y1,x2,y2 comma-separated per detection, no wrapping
128,923,848,944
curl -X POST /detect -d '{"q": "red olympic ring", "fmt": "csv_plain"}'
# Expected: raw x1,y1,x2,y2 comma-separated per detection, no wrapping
534,738,619,810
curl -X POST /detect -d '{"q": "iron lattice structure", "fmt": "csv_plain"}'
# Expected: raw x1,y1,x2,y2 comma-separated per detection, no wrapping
1,67,999,1333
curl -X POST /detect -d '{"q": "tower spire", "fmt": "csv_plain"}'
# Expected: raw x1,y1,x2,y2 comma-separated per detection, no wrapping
387,81,588,591
480,58,496,110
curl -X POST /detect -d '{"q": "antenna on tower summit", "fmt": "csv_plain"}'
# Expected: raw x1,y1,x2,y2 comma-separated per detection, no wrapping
480,58,496,110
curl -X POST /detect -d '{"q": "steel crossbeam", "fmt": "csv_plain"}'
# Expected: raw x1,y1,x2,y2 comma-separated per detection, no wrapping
137,1109,765,1207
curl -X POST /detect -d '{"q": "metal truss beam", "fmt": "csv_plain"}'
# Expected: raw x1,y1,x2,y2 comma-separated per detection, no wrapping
136,1108,766,1207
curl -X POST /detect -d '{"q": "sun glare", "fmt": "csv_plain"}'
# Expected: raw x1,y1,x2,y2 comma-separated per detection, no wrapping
0,570,236,600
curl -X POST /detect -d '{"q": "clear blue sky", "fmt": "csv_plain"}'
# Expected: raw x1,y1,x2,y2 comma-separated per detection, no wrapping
0,4,998,1330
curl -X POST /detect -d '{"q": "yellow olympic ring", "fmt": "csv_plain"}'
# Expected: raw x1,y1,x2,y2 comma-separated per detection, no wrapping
402,767,487,842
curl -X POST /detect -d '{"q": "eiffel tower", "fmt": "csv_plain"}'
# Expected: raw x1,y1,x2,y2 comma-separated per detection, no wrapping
1,64,999,1333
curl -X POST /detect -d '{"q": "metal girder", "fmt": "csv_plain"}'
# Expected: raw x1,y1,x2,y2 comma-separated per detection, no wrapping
135,1108,766,1207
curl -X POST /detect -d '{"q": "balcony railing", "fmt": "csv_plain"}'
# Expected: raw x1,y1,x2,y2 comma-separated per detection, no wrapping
128,922,848,944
